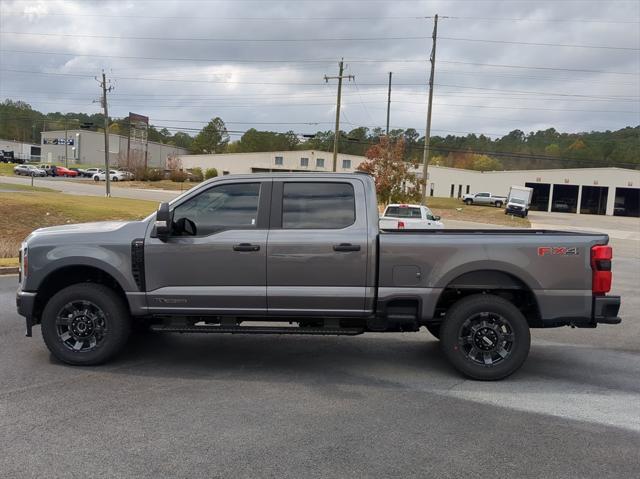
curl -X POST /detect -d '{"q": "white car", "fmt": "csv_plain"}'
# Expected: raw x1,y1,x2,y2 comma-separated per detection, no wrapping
93,170,127,182
379,204,444,230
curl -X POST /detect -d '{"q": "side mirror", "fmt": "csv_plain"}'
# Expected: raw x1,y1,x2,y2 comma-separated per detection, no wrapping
154,202,172,240
433,215,441,221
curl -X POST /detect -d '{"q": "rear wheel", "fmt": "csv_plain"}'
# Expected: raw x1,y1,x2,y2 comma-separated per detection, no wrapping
495,201,503,208
41,283,131,365
440,295,530,380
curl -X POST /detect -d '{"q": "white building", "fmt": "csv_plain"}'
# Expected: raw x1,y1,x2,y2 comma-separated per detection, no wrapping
177,150,365,175
175,150,640,217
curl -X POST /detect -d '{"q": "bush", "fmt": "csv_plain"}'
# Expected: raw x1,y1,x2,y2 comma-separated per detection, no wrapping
204,168,218,179
142,168,164,181
169,169,188,182
189,167,204,182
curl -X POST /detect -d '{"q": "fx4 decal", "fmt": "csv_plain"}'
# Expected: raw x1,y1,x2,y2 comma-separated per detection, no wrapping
538,246,579,256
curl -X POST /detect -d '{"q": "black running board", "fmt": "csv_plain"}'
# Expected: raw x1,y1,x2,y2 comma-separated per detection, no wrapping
150,325,365,336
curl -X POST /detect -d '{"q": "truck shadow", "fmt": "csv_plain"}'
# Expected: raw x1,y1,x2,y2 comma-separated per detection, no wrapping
96,332,460,390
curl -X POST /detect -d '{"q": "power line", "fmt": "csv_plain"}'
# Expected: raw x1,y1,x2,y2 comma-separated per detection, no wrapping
3,68,637,100
3,31,637,50
438,60,639,76
2,10,637,24
439,36,639,51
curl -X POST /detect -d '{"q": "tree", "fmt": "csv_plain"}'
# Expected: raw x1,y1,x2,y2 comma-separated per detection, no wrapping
357,136,420,205
191,117,229,154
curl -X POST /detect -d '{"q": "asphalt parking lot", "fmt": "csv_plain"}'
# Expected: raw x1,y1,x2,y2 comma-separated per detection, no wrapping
0,235,638,478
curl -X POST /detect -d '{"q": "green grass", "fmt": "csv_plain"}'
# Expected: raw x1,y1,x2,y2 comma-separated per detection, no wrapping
424,197,530,227
0,190,157,258
0,257,19,267
0,182,55,192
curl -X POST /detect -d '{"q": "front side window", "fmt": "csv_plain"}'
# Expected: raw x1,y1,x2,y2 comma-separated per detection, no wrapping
282,182,355,229
274,156,283,166
172,182,261,236
300,157,309,168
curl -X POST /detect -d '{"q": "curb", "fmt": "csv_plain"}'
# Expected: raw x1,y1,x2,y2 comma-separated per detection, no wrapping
0,266,19,275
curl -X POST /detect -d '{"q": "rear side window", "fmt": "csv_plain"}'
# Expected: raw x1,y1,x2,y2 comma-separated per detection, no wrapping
282,182,355,229
384,206,422,218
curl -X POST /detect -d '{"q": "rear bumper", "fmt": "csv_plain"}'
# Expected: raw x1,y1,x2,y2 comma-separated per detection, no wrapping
592,295,621,325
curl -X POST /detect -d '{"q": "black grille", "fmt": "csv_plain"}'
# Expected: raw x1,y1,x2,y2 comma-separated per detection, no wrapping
131,239,146,291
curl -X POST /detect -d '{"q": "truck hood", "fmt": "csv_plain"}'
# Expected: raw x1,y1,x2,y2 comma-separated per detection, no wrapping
25,220,149,245
29,221,130,236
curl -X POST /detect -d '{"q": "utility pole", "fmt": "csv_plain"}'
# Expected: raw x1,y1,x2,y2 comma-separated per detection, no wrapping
386,72,392,135
96,71,113,197
64,119,68,168
421,13,439,204
324,58,354,172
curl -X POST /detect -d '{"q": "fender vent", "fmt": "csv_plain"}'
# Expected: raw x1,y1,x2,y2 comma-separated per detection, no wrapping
131,238,146,291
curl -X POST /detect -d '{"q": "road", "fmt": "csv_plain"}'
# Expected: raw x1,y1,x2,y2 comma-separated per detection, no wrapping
1,238,638,478
0,175,177,202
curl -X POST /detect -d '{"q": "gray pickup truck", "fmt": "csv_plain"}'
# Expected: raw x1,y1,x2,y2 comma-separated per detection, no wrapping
16,173,621,380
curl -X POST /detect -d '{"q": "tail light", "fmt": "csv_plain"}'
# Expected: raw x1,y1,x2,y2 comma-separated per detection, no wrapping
397,221,405,229
591,245,612,295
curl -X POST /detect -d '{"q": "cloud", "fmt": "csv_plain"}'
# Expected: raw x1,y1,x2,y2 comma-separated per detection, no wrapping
0,0,638,139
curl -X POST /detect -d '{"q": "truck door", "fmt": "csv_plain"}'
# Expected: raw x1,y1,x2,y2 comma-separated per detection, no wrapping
144,179,271,315
267,179,370,316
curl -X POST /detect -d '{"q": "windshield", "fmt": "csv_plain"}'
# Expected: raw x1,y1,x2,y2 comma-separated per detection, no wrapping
510,198,526,205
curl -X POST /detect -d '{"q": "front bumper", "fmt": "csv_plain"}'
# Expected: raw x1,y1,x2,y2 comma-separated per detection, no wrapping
593,295,621,325
505,205,525,216
16,290,37,337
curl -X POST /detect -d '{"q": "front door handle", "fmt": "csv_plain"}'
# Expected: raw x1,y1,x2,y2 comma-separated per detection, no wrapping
233,243,260,252
333,243,361,252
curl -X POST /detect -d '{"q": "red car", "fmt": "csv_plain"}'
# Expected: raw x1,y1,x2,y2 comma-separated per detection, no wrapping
53,166,78,177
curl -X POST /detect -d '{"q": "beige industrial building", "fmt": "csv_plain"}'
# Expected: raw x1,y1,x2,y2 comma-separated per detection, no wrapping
40,130,189,168
175,150,640,217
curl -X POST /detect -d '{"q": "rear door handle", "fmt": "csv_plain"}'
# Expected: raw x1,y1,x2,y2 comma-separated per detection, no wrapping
233,243,260,252
333,243,361,252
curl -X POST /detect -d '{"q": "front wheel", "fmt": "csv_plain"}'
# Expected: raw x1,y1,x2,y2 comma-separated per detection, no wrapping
440,294,530,380
464,199,473,206
112,176,118,182
93,176,100,181
41,283,131,365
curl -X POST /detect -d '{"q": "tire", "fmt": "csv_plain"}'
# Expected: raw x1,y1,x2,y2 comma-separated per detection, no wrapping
464,199,473,206
112,176,118,182
495,201,503,208
41,283,131,366
94,176,100,182
440,294,530,380
425,323,441,340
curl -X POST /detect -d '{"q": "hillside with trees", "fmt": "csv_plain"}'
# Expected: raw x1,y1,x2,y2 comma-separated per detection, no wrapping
1,99,637,170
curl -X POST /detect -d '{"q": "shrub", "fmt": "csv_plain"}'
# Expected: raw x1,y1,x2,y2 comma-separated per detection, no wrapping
142,168,164,181
169,169,188,182
204,168,218,179
189,167,204,182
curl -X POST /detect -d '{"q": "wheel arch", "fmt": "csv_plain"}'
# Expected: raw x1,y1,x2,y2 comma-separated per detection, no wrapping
433,269,542,327
32,264,129,325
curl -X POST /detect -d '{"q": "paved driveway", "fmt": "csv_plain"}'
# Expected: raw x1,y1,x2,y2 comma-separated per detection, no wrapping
1,237,638,478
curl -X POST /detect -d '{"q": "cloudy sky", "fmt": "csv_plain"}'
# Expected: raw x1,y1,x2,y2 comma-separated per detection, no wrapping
1,0,639,140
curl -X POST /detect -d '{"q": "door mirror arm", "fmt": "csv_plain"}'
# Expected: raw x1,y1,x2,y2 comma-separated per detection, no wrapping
154,202,173,241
